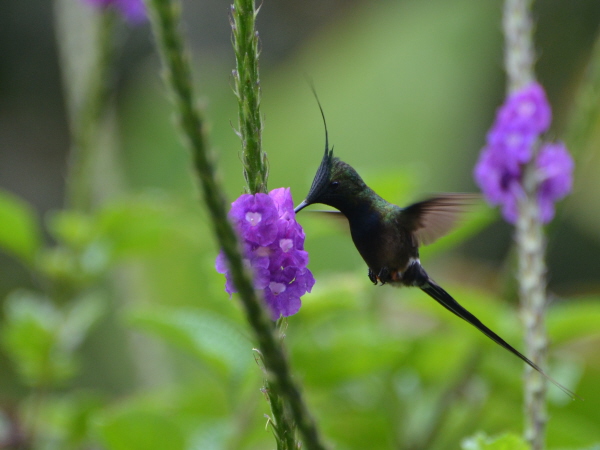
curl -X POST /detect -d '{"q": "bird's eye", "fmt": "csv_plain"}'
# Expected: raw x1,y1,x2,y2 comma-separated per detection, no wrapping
330,181,340,189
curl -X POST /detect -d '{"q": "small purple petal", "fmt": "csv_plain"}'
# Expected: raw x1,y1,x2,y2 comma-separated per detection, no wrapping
279,239,293,253
263,272,303,319
484,83,551,166
269,282,287,295
278,295,302,318
536,142,574,223
269,187,295,220
215,251,228,274
214,251,237,296
248,246,271,269
537,142,574,200
499,193,521,224
486,125,537,164
295,267,316,294
114,0,146,23
251,266,271,290
264,288,301,320
82,0,147,23
495,82,552,136
229,194,278,246
474,146,524,223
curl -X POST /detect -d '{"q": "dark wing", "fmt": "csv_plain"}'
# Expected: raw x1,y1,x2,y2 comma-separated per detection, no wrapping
400,194,479,246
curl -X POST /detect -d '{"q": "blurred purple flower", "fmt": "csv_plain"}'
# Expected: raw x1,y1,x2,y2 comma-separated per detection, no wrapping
216,188,315,319
536,142,574,223
83,0,147,24
474,82,573,224
474,146,523,223
486,82,552,165
495,83,552,135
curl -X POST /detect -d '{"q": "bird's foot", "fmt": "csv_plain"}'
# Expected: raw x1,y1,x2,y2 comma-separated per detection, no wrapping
368,269,378,285
377,267,391,285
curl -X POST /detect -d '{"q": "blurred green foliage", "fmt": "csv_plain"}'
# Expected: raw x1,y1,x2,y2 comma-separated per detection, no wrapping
461,432,530,450
1,0,600,449
1,290,104,387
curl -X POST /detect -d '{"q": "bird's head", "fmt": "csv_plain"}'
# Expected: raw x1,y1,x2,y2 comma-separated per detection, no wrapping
294,89,368,214
295,147,367,214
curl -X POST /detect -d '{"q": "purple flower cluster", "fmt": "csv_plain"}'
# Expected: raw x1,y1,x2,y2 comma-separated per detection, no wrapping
216,188,315,320
474,82,574,223
83,0,146,24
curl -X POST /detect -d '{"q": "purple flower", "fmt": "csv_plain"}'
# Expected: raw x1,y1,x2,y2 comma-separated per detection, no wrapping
216,188,315,319
536,142,574,223
474,82,573,224
474,147,523,223
83,0,147,24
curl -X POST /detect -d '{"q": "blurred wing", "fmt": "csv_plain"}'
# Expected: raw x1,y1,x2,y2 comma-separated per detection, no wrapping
400,194,479,246
309,210,344,216
306,210,350,231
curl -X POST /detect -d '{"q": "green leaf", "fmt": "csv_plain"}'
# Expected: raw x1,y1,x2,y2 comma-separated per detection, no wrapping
47,210,95,248
0,290,104,387
0,291,71,386
27,391,106,449
58,291,106,353
547,298,600,343
95,409,186,450
0,189,42,264
461,432,530,450
127,308,252,378
188,420,232,450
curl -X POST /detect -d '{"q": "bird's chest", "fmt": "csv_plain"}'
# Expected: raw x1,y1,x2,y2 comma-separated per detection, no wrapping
349,213,417,274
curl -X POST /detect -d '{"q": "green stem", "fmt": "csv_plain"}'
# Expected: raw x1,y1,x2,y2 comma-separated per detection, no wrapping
503,1,547,449
144,1,326,448
259,320,298,449
231,1,300,446
231,0,268,194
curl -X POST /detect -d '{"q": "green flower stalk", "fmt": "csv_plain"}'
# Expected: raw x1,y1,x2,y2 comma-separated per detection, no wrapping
256,323,298,450
231,0,268,194
144,1,325,448
475,1,575,448
503,0,548,448
503,0,535,92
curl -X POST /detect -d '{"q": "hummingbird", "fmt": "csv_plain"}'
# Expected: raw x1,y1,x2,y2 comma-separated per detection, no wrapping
293,96,575,398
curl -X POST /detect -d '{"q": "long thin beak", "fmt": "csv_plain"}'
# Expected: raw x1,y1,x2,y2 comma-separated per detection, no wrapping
294,199,310,214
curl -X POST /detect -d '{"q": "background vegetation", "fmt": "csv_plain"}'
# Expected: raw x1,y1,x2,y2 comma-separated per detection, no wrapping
1,0,599,448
